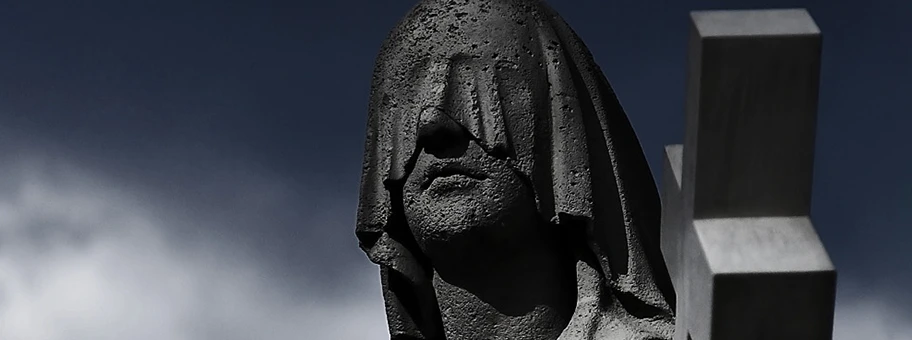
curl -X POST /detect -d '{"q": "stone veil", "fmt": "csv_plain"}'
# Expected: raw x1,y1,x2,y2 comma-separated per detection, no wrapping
355,0,675,339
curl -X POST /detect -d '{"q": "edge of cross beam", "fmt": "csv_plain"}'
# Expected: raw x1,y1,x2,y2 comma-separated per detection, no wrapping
690,8,820,38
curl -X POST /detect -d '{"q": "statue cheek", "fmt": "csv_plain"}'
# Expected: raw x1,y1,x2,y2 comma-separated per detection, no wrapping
401,191,428,239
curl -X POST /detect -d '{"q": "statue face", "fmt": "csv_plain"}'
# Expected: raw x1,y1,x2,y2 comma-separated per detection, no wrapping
402,109,539,262
358,3,676,338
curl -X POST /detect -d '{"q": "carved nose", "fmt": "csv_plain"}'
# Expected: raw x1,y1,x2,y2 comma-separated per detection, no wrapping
417,107,470,158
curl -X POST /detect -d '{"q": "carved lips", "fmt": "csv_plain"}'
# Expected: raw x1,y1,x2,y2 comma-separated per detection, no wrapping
420,161,488,192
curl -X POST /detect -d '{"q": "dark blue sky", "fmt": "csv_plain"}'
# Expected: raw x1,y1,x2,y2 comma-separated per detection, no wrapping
0,0,908,337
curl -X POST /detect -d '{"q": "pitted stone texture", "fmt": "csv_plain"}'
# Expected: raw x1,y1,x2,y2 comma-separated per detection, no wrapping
356,0,676,339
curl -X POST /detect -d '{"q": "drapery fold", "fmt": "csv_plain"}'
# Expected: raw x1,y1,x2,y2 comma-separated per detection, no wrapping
356,1,674,338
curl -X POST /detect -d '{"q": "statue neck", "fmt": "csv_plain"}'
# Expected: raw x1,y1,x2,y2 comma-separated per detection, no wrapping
430,239,577,340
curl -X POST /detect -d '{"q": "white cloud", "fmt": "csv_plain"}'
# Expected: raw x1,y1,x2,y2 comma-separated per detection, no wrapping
0,154,907,340
0,156,388,340
835,294,912,340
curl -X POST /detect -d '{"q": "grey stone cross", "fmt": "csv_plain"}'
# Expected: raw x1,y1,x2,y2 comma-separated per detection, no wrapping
660,9,838,340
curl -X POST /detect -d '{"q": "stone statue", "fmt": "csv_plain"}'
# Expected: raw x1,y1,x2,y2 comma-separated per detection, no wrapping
356,0,675,339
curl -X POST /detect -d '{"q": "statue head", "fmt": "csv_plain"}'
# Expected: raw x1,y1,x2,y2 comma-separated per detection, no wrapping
356,0,675,338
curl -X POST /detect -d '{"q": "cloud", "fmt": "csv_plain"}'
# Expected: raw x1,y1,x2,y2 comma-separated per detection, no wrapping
834,294,912,340
0,155,387,340
0,152,907,340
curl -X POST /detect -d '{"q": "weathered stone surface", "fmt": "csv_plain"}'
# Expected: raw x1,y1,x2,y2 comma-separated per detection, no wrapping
356,0,675,339
684,8,822,220
661,9,837,340
661,145,684,286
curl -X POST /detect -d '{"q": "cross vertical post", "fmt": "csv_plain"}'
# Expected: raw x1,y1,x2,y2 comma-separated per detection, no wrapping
661,9,837,340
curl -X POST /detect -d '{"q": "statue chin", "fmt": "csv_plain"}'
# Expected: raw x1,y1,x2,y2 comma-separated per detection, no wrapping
409,209,485,260
404,180,537,263
402,146,541,265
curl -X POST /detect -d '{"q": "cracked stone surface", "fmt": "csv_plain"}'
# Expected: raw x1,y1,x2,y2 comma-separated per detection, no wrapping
356,1,675,339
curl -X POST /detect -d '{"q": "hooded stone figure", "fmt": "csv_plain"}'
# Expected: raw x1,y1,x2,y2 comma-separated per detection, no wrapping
356,0,675,339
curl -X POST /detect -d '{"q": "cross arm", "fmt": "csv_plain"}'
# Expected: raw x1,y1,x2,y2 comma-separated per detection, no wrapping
661,9,838,340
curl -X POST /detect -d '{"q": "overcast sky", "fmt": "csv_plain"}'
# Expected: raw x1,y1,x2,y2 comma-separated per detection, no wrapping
0,0,908,339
